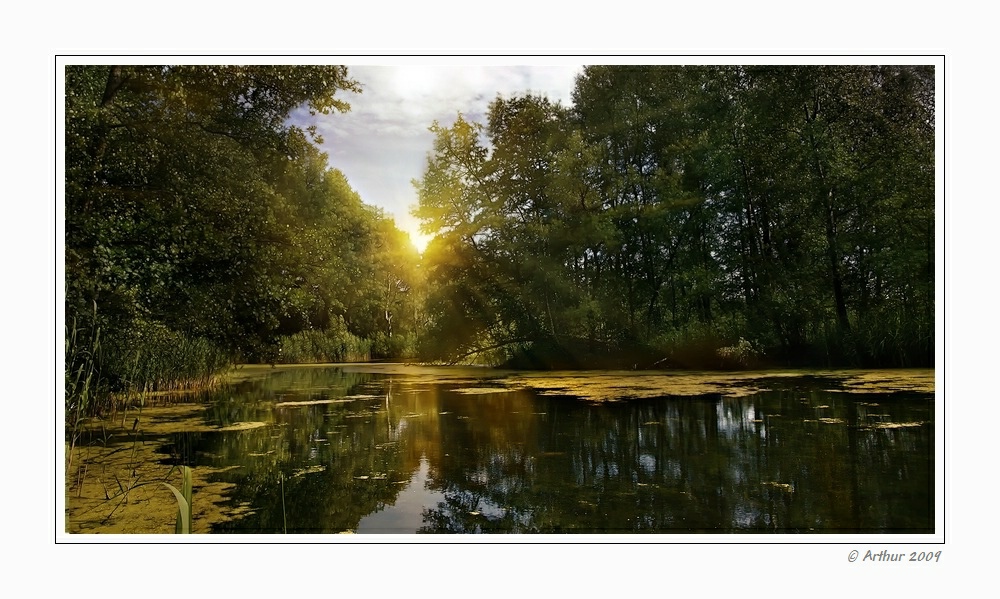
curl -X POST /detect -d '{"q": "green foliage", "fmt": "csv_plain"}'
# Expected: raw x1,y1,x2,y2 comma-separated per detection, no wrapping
162,466,194,534
413,66,934,368
277,319,372,364
65,305,108,455
101,318,231,392
66,65,430,416
65,64,934,384
716,338,765,369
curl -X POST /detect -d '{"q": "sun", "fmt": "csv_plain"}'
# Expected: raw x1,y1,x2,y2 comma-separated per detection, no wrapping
407,228,432,255
390,66,447,98
394,212,432,254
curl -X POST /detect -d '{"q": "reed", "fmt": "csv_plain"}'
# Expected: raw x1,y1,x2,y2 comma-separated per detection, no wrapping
102,319,231,393
65,303,107,465
66,307,232,425
280,472,287,534
161,466,194,534
649,322,755,369
852,310,933,368
278,324,372,364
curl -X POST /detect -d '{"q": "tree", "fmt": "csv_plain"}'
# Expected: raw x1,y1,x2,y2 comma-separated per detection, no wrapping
412,115,505,361
412,65,934,368
65,65,363,384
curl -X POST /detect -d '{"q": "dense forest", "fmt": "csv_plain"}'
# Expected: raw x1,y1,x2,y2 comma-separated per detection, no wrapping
415,66,934,370
65,65,934,418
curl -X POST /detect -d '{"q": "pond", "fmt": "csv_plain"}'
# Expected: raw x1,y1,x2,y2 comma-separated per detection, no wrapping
152,364,935,534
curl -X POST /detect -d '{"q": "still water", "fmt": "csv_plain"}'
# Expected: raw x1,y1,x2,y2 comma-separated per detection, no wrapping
158,365,934,534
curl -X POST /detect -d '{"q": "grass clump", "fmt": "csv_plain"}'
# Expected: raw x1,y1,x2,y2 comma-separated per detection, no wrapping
65,305,108,461
66,303,231,434
277,317,372,363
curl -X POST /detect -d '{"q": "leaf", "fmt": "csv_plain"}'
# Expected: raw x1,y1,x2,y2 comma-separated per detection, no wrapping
161,481,191,534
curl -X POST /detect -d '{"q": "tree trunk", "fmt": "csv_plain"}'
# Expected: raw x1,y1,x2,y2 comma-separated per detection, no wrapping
823,189,851,333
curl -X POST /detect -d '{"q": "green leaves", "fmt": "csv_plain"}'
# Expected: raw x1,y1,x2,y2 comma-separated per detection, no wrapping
65,65,373,383
413,66,934,368
162,466,193,534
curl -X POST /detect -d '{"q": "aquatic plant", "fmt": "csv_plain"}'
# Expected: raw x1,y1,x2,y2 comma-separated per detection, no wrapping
65,303,108,465
281,473,287,534
161,466,194,534
103,318,231,393
66,305,231,425
278,321,372,364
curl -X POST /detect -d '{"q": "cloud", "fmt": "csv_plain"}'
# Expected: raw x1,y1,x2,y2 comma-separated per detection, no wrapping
291,64,584,251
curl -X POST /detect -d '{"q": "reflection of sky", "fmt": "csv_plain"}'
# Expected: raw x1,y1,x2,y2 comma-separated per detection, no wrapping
639,453,656,474
717,400,758,437
287,64,583,252
355,454,444,533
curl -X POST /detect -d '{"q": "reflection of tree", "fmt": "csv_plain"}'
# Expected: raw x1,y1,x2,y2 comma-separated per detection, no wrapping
416,386,932,533
162,368,933,533
159,367,422,532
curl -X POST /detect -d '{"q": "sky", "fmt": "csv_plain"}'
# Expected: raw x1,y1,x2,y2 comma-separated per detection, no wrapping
288,64,585,252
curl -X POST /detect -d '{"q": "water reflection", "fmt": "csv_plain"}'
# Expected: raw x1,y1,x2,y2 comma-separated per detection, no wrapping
159,367,933,534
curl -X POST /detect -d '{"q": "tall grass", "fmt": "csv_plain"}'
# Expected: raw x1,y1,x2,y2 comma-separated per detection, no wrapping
649,320,765,369
65,305,107,464
747,311,933,368
66,304,232,427
370,331,418,361
102,319,231,393
278,325,372,364
848,311,934,368
66,305,224,533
